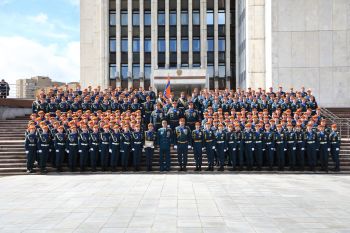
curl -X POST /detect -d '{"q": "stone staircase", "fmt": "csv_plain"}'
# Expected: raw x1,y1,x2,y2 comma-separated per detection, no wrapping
0,115,349,175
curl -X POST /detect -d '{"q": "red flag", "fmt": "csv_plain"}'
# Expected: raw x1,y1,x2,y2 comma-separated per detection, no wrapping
163,77,171,99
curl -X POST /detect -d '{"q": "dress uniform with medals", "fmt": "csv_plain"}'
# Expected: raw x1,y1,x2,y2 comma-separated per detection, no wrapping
203,123,215,171
120,125,133,171
243,123,255,170
264,124,275,170
184,102,199,130
167,102,181,130
215,124,227,171
317,125,330,172
274,124,286,171
144,123,156,171
254,124,264,171
151,104,165,130
157,120,173,172
305,124,317,171
174,118,192,171
226,124,238,171
285,124,296,170
54,126,66,172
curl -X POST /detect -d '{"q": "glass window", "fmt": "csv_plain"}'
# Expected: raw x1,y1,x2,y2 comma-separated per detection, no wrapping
218,11,225,25
121,39,128,52
110,38,116,52
144,39,151,52
158,39,165,52
193,11,200,25
219,65,226,77
218,39,225,51
144,65,151,79
207,39,214,52
170,39,177,52
121,64,128,80
110,12,116,25
110,64,116,79
170,11,177,25
158,12,165,25
206,11,214,25
193,39,200,52
121,11,128,26
132,64,140,79
193,63,200,68
133,12,139,26
133,39,140,52
207,65,214,77
144,11,151,26
181,39,189,52
181,12,188,25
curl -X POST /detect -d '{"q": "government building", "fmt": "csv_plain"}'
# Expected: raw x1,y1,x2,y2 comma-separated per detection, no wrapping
80,0,350,107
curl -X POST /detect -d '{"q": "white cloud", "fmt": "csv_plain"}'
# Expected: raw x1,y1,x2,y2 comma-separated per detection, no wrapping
29,13,48,24
0,36,80,84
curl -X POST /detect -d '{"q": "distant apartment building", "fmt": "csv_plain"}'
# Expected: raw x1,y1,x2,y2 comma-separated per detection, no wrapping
16,76,65,99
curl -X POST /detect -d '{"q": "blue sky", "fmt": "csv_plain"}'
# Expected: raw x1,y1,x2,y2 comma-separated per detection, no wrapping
0,0,80,83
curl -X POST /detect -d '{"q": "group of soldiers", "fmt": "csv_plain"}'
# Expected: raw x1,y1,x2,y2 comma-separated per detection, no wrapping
25,85,341,174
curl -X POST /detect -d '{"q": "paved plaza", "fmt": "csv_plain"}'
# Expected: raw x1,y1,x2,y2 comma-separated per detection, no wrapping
1,174,350,233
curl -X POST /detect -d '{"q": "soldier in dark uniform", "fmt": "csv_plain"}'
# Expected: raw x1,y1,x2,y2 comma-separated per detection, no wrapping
100,125,111,171
143,96,154,126
184,102,199,130
89,125,100,172
215,123,226,171
285,123,296,170
54,125,66,172
91,98,101,112
151,104,164,130
120,124,133,171
264,124,275,171
274,124,286,171
167,101,181,130
254,123,264,171
192,122,204,171
25,125,37,173
71,98,81,112
226,124,237,171
329,124,340,172
81,97,91,112
305,123,317,171
78,125,90,172
48,97,58,116
101,97,111,112
243,123,255,171
174,118,192,171
131,98,141,113
59,97,70,113
294,124,305,170
177,92,188,112
109,125,121,172
132,124,144,171
317,125,330,172
121,97,130,113
66,125,79,172
157,120,173,172
203,122,215,171
144,123,156,171
234,123,244,170
37,125,50,174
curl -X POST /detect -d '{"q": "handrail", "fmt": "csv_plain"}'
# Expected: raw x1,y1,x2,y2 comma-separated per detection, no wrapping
321,108,350,139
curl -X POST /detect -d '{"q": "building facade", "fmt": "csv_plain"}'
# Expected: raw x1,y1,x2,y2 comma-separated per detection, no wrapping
81,0,350,107
16,76,65,99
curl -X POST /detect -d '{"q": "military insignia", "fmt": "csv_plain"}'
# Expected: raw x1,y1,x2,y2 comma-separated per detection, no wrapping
167,131,170,137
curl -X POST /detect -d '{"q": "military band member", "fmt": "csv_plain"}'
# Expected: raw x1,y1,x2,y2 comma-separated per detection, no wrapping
89,125,100,172
37,125,50,174
144,123,156,171
264,124,275,170
254,124,264,171
203,122,215,171
120,124,133,171
306,123,317,171
100,125,111,171
132,124,144,171
285,123,296,170
25,125,38,173
54,126,66,172
243,123,255,171
192,122,204,171
215,124,226,171
317,125,330,172
110,125,121,172
66,125,79,172
329,124,340,172
184,102,199,130
157,120,173,172
274,124,286,171
174,118,191,171
78,125,90,172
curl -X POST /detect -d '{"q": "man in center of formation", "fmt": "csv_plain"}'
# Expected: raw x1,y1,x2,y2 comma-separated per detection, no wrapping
174,118,192,171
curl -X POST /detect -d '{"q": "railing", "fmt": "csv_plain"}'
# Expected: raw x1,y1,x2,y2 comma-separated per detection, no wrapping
321,108,350,140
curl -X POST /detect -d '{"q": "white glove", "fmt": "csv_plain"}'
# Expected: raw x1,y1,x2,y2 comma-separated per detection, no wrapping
262,149,265,151
174,145,177,150
49,149,52,152
301,148,305,151
252,148,255,151
293,147,296,150
151,146,154,149
336,148,339,151
109,149,112,153
202,148,205,152
142,148,145,152
99,150,101,152
212,146,215,150
55,150,59,152
284,149,287,151
327,148,331,152
233,148,236,151
66,150,70,153
25,151,29,154
38,150,42,153
90,148,94,152
132,148,135,151
188,145,191,149
78,150,82,153
224,149,227,152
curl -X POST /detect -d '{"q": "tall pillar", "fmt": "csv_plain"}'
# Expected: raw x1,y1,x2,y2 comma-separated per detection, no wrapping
177,0,181,68
150,0,158,90
101,0,110,89
165,0,170,68
140,0,145,88
214,0,219,89
225,0,231,89
200,0,208,88
127,0,133,89
188,0,193,67
115,0,121,87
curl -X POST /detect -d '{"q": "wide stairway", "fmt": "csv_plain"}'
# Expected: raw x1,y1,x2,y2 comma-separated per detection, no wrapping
0,114,350,175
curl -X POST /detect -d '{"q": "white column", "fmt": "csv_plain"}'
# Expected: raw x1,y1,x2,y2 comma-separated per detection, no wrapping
265,0,272,90
188,0,193,67
200,0,208,87
177,0,181,68
140,0,145,88
214,0,219,89
150,0,158,90
116,0,121,87
225,0,231,89
101,0,109,89
165,0,170,68
128,0,133,89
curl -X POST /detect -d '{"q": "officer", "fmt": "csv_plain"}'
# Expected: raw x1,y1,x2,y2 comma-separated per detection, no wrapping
59,97,70,113
254,123,264,171
37,125,50,174
215,123,226,171
157,120,173,172
120,124,133,171
143,96,154,126
174,118,192,171
234,123,244,171
54,125,66,172
81,97,91,112
329,124,340,171
203,122,215,171
48,97,58,116
151,104,165,131
317,125,330,172
177,92,188,112
25,125,37,173
100,125,111,171
144,123,156,171
305,123,317,171
132,124,144,171
78,125,90,172
226,124,237,171
184,102,199,130
89,125,100,172
274,124,286,171
66,125,79,172
294,124,305,171
167,101,181,130
264,124,275,171
285,123,296,170
131,98,141,112
243,123,255,171
192,122,204,171
109,125,121,172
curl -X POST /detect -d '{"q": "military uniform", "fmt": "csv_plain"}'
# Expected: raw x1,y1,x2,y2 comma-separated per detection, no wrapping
203,128,215,171
109,130,121,171
264,130,275,170
89,130,100,172
174,124,191,171
254,129,264,170
215,128,227,171
305,129,317,171
120,130,133,171
151,109,165,130
167,107,181,130
285,128,296,170
100,130,111,171
226,129,237,170
37,130,50,173
329,127,340,171
143,100,154,126
317,129,330,172
243,127,255,170
25,130,37,173
144,129,156,171
66,130,79,172
274,129,286,171
157,127,173,171
78,130,90,171
192,127,204,171
54,130,66,172
132,130,144,171
184,106,199,130
295,129,306,170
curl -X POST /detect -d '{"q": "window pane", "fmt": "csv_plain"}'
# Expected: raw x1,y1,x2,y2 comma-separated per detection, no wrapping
133,39,140,52
170,12,177,25
110,65,116,79
218,12,225,25
193,39,200,52
181,39,188,52
133,12,139,26
121,11,128,25
207,39,214,52
110,39,116,52
158,12,165,25
207,65,214,77
110,12,116,25
132,65,140,79
170,39,177,52
144,39,151,52
121,39,128,52
144,65,151,80
181,12,188,25
219,65,226,77
218,39,225,51
144,12,151,25
193,12,200,25
206,12,213,25
121,65,128,80
158,39,165,52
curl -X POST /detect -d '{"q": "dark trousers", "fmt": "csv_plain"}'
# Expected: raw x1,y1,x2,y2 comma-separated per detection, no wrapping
26,148,36,171
121,145,131,169
237,142,244,168
193,143,203,168
228,143,237,169
177,143,188,168
55,148,65,170
254,143,263,168
286,143,296,168
244,142,254,168
306,143,317,169
100,145,109,170
79,147,89,171
266,143,274,168
145,147,154,171
39,147,49,171
110,145,120,169
276,143,285,170
319,144,329,170
331,144,340,169
159,147,170,171
90,147,99,171
133,145,142,169
216,143,225,168
296,142,305,169
68,146,78,171
205,142,214,168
